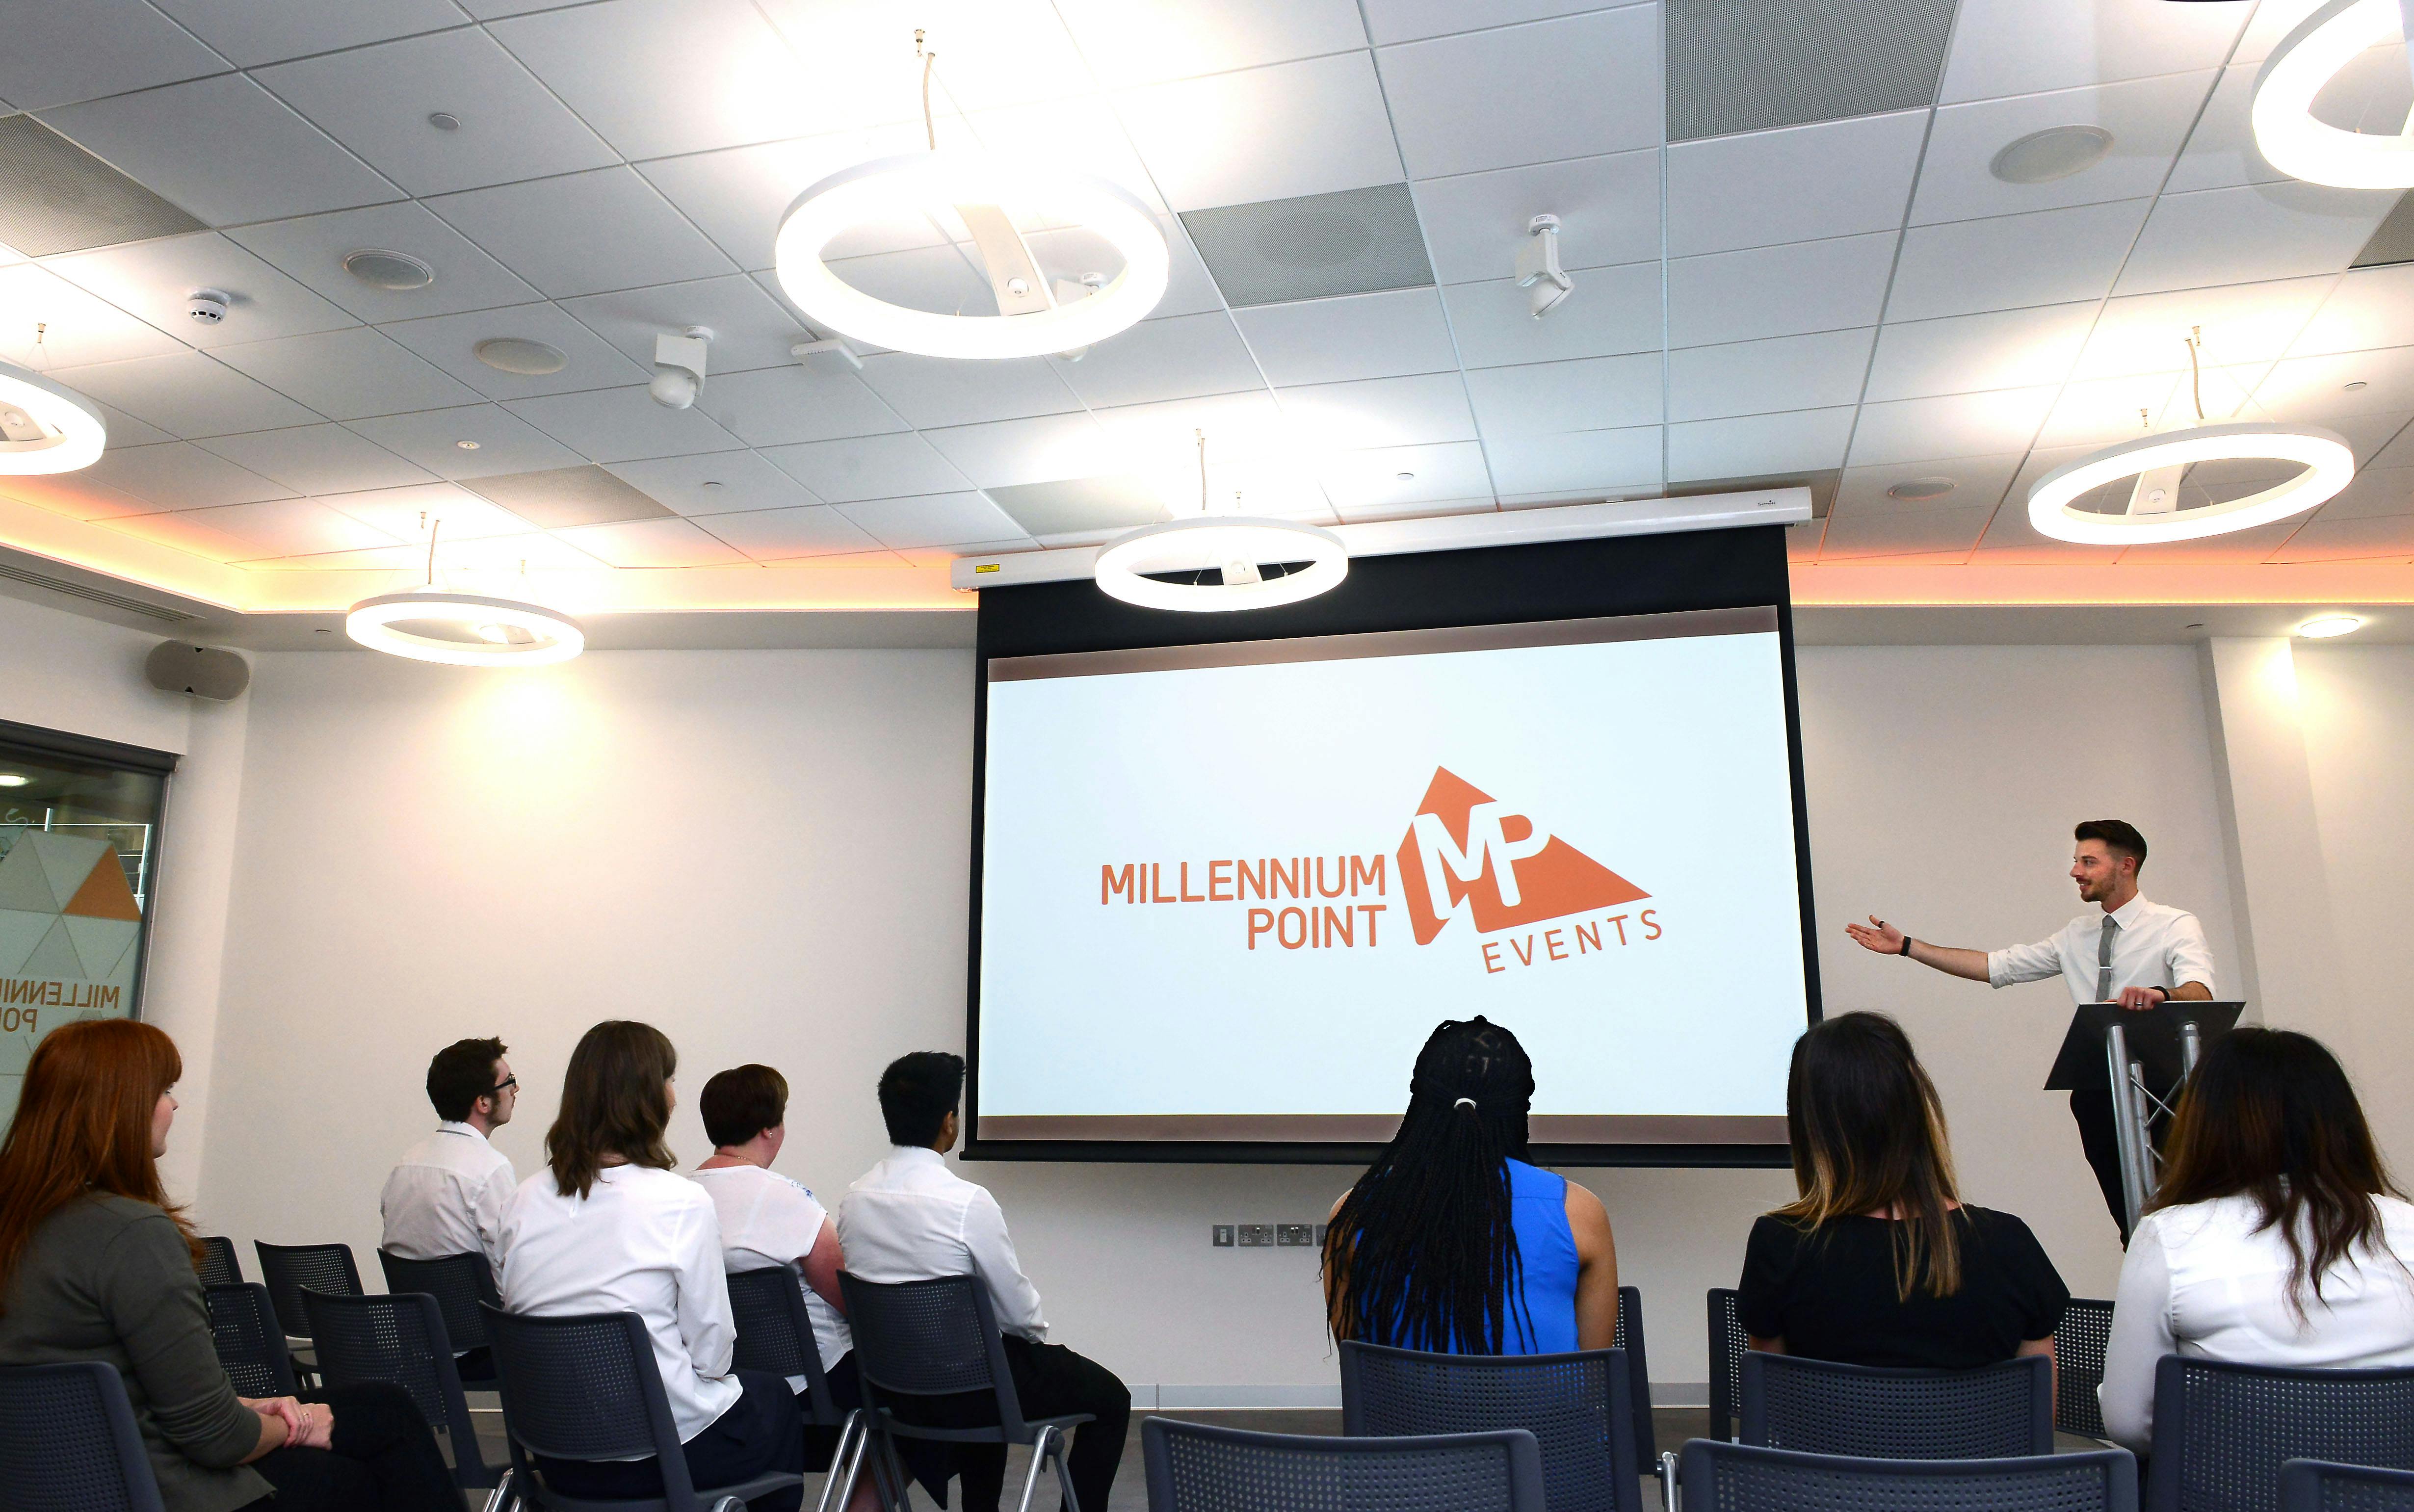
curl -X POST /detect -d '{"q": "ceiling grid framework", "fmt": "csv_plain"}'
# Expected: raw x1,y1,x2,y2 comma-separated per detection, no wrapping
0,0,2407,623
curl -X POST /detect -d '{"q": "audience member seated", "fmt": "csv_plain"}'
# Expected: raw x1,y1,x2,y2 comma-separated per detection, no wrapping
1321,1016,1617,1355
1739,1011,2068,1369
837,1050,1131,1512
499,1021,804,1511
379,1034,518,1269
0,1020,455,1512
2099,1027,2414,1452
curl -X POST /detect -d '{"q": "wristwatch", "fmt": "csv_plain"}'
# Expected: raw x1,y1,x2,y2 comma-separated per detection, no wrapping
1899,936,1913,956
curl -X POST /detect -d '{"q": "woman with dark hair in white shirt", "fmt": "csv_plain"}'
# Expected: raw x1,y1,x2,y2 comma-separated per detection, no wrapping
499,1021,805,1510
2099,1027,2414,1452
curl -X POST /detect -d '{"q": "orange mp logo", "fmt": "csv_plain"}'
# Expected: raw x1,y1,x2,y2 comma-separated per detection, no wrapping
1395,767,1649,945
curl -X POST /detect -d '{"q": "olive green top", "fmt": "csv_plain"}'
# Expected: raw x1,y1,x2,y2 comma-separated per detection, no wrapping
0,1194,270,1512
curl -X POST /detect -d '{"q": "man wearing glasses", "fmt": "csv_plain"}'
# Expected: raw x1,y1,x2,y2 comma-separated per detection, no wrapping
380,1036,520,1270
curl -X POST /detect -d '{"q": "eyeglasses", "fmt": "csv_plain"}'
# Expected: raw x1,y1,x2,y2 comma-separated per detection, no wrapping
491,1076,518,1095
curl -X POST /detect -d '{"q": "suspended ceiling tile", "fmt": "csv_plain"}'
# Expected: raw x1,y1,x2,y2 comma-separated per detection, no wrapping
425,167,736,300
1667,407,1858,481
183,496,406,558
41,74,399,226
1912,71,2218,226
558,275,806,376
1666,328,1875,423
1818,498,1992,559
1361,0,1625,46
2116,182,2397,296
818,244,997,327
2254,347,2414,425
45,232,361,350
378,302,649,401
1182,184,1433,308
227,202,544,324
2290,263,2414,357
1094,390,1292,467
552,515,752,568
314,481,535,541
80,399,174,448
2117,520,2309,566
1667,0,1951,140
0,265,186,369
1410,150,1660,287
633,127,937,272
2075,277,2335,380
691,503,885,562
149,0,470,69
198,422,435,494
1444,262,1664,369
949,95,1173,217
2164,63,2293,196
1232,288,1459,387
1667,111,1925,258
1112,53,1403,212
1938,0,2247,104
984,475,1168,539
2033,371,2182,449
101,507,276,562
1849,385,2060,469
1027,216,1226,319
1884,199,2149,322
2271,513,2414,562
488,0,816,160
857,354,1084,432
2313,464,2414,521
1273,373,1479,450
920,411,1116,489
1483,425,1662,496
256,28,618,197
344,402,585,479
0,115,206,258
607,450,823,517
52,352,326,440
462,464,670,527
695,365,911,449
1317,440,1492,509
210,326,485,421
1863,302,2097,403
1462,354,1663,440
1052,312,1264,409
750,0,1097,135
0,0,227,113
505,384,743,464
80,441,293,510
1053,0,1365,84
760,431,974,504
1378,8,1660,180
833,490,1029,550
1666,234,1894,347
1833,452,2025,515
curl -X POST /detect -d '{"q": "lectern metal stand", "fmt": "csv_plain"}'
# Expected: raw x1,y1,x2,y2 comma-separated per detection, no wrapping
2105,1018,2204,1234
2047,1001,2243,1236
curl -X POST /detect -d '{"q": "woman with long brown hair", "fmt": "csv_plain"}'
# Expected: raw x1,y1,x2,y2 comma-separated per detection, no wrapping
2099,1027,2414,1451
1738,1012,2068,1367
0,1019,454,1512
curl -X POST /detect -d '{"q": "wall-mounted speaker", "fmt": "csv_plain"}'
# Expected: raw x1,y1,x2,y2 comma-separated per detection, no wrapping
145,641,250,702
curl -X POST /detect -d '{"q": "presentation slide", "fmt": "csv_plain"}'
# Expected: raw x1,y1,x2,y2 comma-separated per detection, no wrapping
972,607,1814,1154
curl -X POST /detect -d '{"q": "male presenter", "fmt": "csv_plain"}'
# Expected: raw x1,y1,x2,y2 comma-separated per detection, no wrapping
1844,819,2214,1240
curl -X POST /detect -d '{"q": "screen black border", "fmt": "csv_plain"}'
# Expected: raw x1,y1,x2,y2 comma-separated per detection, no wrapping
964,524,1821,1167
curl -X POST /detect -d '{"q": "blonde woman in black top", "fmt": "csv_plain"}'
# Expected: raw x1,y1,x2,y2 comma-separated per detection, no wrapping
1738,1012,2069,1369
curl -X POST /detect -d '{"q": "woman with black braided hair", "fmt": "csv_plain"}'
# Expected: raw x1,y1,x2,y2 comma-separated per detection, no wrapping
1321,1017,1619,1354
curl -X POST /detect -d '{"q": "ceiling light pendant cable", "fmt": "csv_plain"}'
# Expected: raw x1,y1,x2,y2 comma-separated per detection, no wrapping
1092,431,1348,612
2027,330,2354,545
345,520,586,666
0,356,107,475
2252,0,2414,188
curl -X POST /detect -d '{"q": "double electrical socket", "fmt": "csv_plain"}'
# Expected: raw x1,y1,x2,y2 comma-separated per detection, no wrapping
1212,1224,1324,1248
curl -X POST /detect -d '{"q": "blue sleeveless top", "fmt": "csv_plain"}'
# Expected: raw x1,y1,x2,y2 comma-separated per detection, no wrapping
1385,1158,1581,1356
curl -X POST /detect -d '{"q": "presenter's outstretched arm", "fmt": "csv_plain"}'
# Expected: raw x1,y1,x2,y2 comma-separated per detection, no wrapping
1842,916,1989,981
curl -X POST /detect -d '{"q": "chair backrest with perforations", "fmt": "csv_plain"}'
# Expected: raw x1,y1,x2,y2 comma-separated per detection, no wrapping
1677,1439,2138,1512
304,1289,496,1489
1742,1351,2053,1459
2055,1299,2115,1439
252,1241,362,1340
197,1236,241,1287
1147,1417,1546,1512
1339,1341,1640,1512
2281,1459,2414,1512
1708,1287,1748,1440
481,1304,706,1509
378,1249,498,1353
726,1265,840,1424
2150,1357,2414,1512
205,1282,298,1398
1609,1286,1658,1471
840,1271,1032,1434
0,1361,167,1512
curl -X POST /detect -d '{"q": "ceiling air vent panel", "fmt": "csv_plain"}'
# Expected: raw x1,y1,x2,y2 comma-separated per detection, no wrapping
1181,183,1436,308
0,115,205,256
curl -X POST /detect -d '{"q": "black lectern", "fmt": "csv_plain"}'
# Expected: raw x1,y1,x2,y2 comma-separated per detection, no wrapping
2045,1000,2244,1233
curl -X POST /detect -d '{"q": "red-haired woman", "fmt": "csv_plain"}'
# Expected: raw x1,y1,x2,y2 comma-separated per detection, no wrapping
0,1019,455,1512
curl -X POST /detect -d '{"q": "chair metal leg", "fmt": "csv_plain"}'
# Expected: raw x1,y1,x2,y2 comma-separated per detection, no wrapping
815,1413,867,1512
478,1465,515,1512
1015,1424,1067,1512
1658,1450,1679,1512
872,1422,911,1512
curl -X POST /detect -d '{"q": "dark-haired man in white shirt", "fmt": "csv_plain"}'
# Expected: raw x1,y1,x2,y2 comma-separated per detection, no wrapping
1847,819,2215,1239
381,1036,518,1268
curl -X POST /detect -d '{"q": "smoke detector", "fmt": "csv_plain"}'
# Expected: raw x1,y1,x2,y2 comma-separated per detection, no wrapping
186,289,230,324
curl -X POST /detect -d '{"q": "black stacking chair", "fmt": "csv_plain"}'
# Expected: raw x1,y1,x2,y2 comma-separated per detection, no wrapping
303,1288,511,1510
2282,1459,2414,1511
254,1241,363,1341
1741,1351,2053,1459
2056,1298,2116,1440
480,1303,804,1512
840,1271,1087,1512
197,1235,243,1287
1675,1438,2138,1511
1339,1340,1642,1512
725,1265,851,1428
1706,1287,1747,1442
2148,1357,2414,1512
205,1281,300,1398
0,1360,169,1512
379,1249,501,1383
1146,1417,1546,1512
1609,1286,1658,1476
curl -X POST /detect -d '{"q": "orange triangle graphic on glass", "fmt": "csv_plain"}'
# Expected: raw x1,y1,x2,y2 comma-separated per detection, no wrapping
1395,766,1648,945
63,854,142,922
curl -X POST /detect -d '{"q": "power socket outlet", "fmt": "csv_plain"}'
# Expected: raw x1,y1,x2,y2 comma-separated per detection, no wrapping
1211,1225,1234,1247
1236,1224,1275,1247
1275,1224,1314,1247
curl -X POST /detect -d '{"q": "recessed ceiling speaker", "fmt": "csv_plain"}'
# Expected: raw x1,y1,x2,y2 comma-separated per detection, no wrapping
144,640,250,702
343,248,434,290
1991,125,2115,184
1887,476,1957,500
474,337,567,375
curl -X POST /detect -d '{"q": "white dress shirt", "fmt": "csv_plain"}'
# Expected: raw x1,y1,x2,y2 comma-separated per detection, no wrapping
2098,1192,2414,1450
836,1145,1048,1341
689,1164,853,1390
1987,893,2216,1004
498,1164,743,1444
380,1122,516,1268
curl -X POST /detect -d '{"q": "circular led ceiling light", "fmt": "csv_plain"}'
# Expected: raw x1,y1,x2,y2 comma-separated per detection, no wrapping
2026,422,2355,544
2298,614,2365,637
2253,0,2414,188
345,591,585,666
0,360,107,475
1094,518,1348,612
775,152,1169,361
1990,125,2115,184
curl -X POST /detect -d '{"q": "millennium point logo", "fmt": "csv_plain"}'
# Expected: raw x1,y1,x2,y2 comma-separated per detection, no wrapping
1398,767,1649,942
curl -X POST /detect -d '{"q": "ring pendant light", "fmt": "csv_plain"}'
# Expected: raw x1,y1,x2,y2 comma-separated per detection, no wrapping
2252,0,2414,188
773,36,1168,360
2027,333,2354,545
1093,433,1349,612
0,357,107,475
345,523,585,666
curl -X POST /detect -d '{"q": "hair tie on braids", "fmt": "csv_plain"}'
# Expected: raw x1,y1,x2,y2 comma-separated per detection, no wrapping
1454,1097,1478,1111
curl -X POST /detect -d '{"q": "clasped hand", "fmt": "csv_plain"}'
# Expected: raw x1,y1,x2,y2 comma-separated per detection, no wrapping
243,1396,334,1451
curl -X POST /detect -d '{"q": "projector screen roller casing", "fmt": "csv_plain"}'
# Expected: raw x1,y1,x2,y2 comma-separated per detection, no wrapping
968,526,1821,1166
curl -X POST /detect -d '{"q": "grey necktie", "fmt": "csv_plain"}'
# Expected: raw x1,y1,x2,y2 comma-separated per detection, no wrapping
2097,914,2118,1002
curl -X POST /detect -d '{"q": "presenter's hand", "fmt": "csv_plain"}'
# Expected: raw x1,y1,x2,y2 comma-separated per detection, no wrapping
1844,915,1906,955
2115,985,2168,1012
